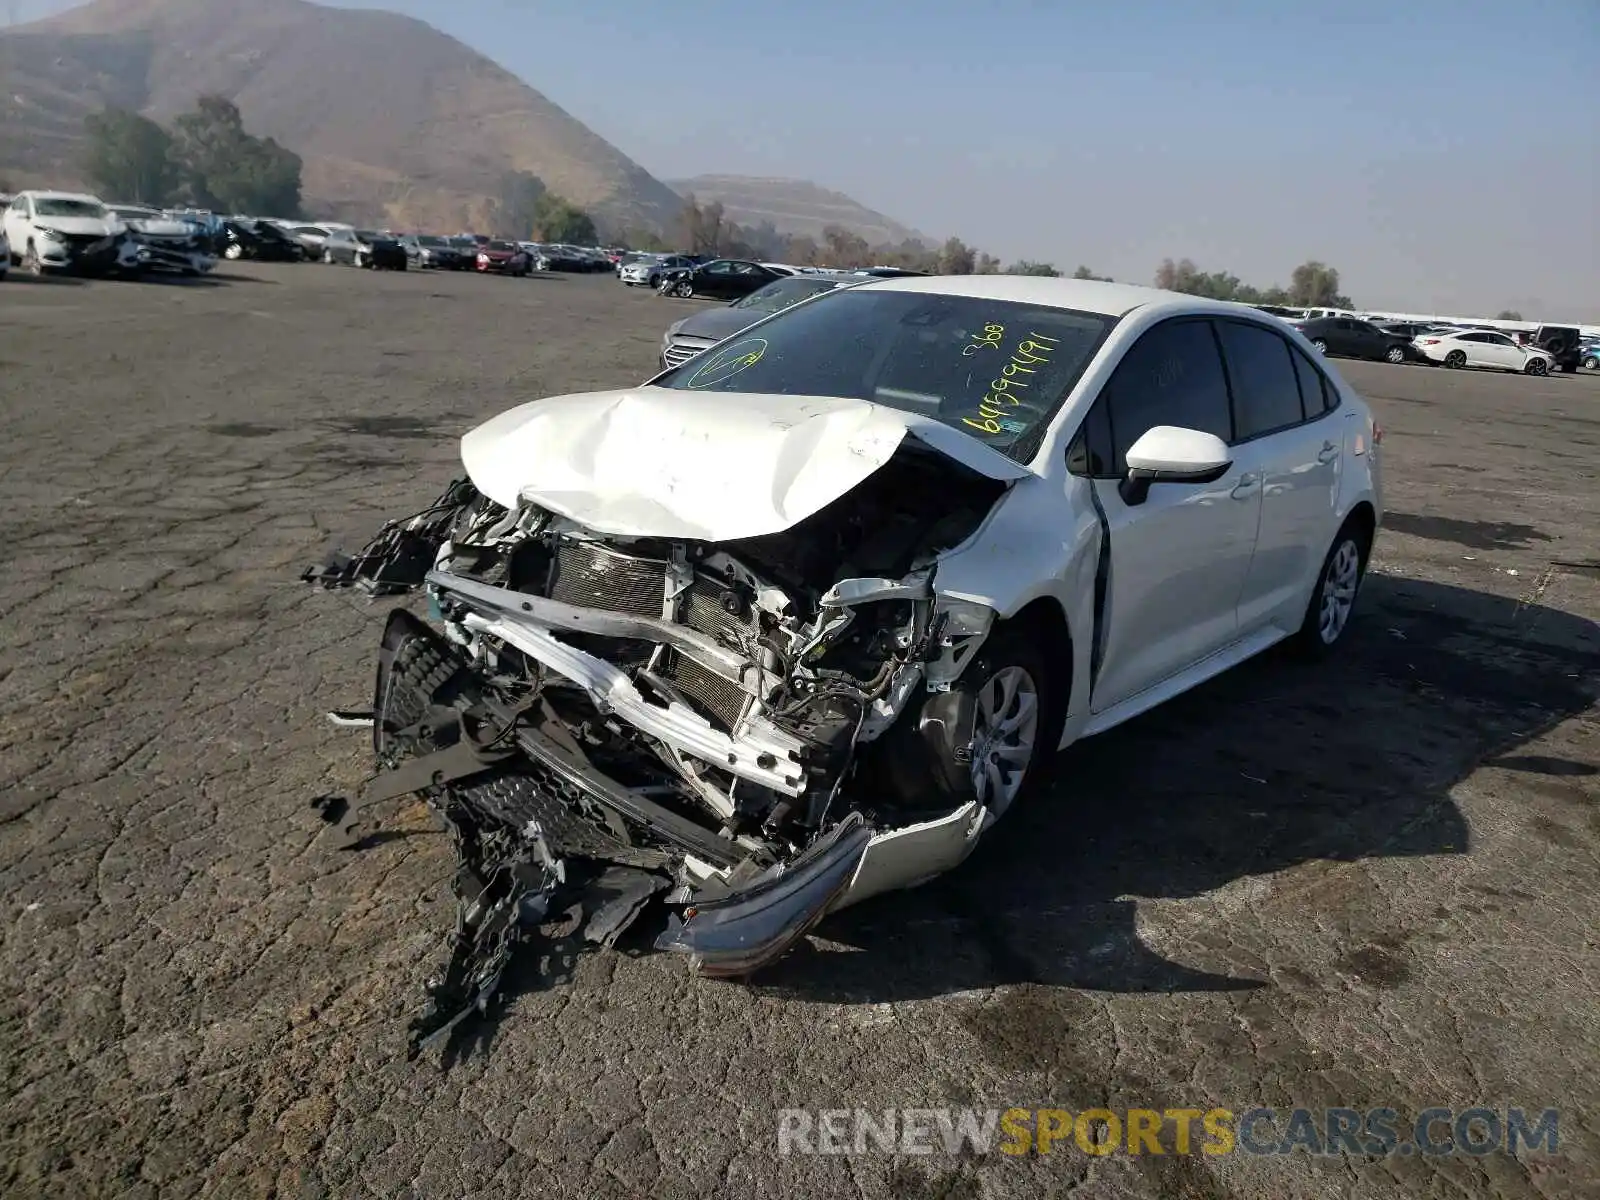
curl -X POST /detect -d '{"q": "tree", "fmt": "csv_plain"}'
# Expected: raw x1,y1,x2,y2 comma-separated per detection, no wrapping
1288,260,1347,309
1496,309,1523,321
823,224,870,267
82,108,179,204
170,95,301,216
1009,260,1061,276
1072,265,1113,282
937,236,975,275
531,193,597,244
494,170,547,239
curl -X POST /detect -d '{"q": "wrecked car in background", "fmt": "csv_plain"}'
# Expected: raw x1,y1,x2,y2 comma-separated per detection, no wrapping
109,205,217,276
305,276,1383,1052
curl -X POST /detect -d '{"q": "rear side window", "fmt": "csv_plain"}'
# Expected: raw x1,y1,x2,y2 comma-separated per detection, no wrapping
1100,319,1233,473
1289,344,1335,418
1216,320,1305,440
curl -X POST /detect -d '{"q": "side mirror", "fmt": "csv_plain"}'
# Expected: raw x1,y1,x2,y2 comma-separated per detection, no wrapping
1119,426,1233,505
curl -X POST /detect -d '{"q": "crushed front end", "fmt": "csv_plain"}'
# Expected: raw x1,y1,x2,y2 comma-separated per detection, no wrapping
307,452,1009,1050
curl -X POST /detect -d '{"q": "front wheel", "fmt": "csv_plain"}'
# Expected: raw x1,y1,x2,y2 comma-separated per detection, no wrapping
1312,339,1328,354
322,248,334,264
223,242,244,261
1583,355,1599,371
23,242,43,276
1525,358,1548,376
1444,350,1467,369
673,279,694,298
1385,345,1405,364
1294,522,1369,658
353,252,366,269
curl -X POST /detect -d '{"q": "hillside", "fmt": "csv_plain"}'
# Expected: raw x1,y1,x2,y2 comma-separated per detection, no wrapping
0,0,684,232
666,174,931,248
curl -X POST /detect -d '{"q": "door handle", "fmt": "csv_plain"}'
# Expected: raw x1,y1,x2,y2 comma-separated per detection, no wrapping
1317,441,1338,463
1231,473,1259,500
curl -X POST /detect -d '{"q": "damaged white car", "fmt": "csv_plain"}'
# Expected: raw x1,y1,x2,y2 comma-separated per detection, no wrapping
306,276,1383,1052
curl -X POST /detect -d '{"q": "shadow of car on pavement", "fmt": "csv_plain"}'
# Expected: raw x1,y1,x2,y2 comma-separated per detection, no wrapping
749,573,1599,1003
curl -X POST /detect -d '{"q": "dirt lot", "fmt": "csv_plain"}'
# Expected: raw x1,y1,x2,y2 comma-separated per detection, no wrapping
1,262,1596,1199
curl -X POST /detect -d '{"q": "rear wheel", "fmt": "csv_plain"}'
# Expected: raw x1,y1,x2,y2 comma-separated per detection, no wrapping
1311,338,1328,354
1584,355,1599,371
1293,520,1370,658
1444,349,1467,368
322,248,334,264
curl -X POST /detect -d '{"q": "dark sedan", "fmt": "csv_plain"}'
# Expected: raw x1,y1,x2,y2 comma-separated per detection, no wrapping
1295,316,1419,364
403,234,466,270
658,274,856,369
659,258,788,301
220,219,306,262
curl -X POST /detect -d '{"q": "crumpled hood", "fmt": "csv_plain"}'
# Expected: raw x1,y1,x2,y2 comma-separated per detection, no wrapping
460,386,1031,541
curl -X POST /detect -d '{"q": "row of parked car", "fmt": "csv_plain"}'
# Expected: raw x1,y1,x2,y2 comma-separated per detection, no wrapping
1269,311,1592,377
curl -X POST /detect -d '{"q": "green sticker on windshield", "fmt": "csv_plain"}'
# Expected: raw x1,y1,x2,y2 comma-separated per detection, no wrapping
685,338,768,388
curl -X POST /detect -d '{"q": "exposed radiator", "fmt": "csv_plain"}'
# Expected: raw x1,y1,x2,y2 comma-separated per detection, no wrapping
657,648,749,729
548,539,666,616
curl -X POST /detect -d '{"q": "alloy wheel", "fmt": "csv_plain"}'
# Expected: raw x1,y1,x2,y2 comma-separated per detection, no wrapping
1312,339,1328,354
1386,346,1405,363
969,665,1040,817
1318,538,1362,645
24,243,43,276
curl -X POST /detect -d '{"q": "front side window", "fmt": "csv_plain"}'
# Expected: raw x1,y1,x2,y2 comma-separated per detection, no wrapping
1216,320,1304,440
1100,320,1233,472
656,289,1116,463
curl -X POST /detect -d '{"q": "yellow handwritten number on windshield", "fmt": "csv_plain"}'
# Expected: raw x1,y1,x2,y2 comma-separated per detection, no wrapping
962,323,1006,356
685,338,769,388
962,331,1061,435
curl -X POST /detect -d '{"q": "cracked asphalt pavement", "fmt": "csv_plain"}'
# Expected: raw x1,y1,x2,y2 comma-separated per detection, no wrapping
1,263,1597,1199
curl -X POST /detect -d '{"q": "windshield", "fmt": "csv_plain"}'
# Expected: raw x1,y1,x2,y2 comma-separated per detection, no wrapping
657,289,1117,463
732,277,839,314
488,240,517,251
112,207,158,220
356,230,382,241
418,236,447,247
35,198,107,219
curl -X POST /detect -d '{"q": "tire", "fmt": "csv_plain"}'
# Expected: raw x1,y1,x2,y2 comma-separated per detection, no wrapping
353,252,365,269
673,279,694,298
1293,519,1370,658
223,242,243,260
1583,356,1599,371
322,248,334,265
1444,350,1467,369
1525,358,1548,377
1311,339,1328,354
23,241,43,277
880,620,1067,821
1384,345,1405,364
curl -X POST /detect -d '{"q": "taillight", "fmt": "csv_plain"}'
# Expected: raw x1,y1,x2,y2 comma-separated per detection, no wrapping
1373,420,1384,445
1419,338,1440,344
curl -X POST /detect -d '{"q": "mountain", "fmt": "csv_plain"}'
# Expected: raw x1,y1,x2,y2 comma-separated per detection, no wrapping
666,174,932,248
0,0,684,232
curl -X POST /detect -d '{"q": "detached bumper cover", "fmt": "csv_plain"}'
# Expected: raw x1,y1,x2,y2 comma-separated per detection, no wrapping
656,815,873,977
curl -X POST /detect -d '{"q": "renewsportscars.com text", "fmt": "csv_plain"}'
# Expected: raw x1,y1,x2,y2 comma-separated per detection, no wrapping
776,1106,1560,1158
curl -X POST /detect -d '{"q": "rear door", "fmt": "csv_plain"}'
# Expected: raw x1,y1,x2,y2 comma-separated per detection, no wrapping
1078,318,1265,713
1217,320,1344,634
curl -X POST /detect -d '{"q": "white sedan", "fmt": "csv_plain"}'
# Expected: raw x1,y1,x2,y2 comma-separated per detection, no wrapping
307,276,1384,1026
1413,328,1556,375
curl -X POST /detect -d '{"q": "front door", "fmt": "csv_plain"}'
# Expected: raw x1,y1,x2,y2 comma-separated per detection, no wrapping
1085,318,1264,713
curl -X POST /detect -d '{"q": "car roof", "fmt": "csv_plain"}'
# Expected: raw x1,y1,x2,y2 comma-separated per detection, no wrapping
852,273,1278,321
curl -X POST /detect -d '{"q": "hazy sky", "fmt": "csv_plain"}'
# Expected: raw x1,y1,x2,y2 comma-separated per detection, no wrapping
16,0,1599,318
